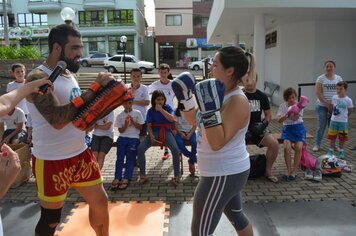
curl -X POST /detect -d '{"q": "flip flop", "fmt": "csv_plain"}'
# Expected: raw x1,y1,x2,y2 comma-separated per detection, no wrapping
138,176,149,185
110,179,120,191
265,175,278,183
118,180,130,190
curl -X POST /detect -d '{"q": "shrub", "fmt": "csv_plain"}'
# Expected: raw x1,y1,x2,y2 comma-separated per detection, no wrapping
0,46,41,59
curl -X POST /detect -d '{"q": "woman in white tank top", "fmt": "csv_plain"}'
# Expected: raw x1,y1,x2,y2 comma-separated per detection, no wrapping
184,47,255,236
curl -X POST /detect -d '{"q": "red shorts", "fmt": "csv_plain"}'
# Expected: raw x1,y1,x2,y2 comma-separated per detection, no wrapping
32,148,103,202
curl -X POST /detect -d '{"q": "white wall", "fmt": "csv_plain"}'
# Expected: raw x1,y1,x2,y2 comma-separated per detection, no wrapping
314,20,356,104
264,20,356,109
278,21,316,107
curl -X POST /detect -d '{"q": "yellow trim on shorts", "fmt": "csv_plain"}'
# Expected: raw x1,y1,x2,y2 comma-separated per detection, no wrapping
35,159,45,198
71,176,104,188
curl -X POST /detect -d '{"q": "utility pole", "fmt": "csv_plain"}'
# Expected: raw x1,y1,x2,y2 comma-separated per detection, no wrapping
2,0,10,46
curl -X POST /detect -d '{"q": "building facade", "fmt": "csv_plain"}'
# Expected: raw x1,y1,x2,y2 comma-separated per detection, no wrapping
0,0,147,59
154,0,217,68
207,0,356,106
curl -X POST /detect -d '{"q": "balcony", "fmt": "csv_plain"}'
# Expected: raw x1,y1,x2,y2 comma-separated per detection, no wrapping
83,0,115,9
0,0,12,13
27,0,62,12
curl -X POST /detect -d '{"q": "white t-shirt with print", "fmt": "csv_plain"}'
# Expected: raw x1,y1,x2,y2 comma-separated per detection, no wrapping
114,109,144,139
6,81,29,115
330,95,353,123
315,74,343,107
0,107,26,130
126,83,149,120
93,111,115,139
148,80,175,108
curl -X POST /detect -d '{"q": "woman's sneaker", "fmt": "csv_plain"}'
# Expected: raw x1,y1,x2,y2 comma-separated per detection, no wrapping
313,170,323,182
338,150,345,159
327,149,334,156
312,146,320,152
304,169,314,180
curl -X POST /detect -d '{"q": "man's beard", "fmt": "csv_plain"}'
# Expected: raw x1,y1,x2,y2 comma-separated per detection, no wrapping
60,52,80,73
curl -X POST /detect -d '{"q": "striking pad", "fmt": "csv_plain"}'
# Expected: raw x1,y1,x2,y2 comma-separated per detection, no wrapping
72,80,133,131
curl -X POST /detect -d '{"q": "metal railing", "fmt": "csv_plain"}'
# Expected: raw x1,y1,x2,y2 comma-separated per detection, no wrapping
298,80,356,99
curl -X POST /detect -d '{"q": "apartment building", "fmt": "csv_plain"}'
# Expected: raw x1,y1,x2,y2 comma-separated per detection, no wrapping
0,0,147,58
154,0,216,68
207,0,356,105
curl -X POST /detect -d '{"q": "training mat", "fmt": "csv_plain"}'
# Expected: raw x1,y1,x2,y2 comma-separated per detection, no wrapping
168,201,356,236
56,201,168,236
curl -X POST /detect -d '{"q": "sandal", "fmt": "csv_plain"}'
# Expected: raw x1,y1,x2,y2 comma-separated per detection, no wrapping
110,179,120,191
138,176,149,185
118,179,130,190
265,175,278,183
171,177,180,187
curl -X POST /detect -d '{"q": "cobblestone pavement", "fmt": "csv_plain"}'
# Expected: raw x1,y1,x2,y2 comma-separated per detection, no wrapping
2,107,356,205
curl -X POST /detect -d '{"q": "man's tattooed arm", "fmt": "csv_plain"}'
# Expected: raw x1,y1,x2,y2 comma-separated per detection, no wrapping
26,69,97,130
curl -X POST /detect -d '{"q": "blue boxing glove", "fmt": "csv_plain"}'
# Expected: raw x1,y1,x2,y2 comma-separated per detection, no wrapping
172,72,196,111
195,78,225,128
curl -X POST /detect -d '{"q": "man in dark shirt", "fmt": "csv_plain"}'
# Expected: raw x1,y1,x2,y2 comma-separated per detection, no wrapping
244,75,279,182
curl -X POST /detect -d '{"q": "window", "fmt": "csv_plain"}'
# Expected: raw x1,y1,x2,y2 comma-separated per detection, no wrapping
79,11,104,26
265,31,277,49
166,15,182,26
107,10,134,25
193,15,209,28
17,13,47,26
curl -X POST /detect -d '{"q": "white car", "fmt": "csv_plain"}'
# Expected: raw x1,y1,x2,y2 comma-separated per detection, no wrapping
188,57,213,71
104,54,154,74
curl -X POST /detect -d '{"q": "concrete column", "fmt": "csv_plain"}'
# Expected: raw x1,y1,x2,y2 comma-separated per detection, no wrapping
155,41,159,67
233,33,240,47
253,14,265,90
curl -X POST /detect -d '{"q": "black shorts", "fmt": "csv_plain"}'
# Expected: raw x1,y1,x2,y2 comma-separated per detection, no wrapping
246,130,269,148
90,135,113,154
139,123,147,137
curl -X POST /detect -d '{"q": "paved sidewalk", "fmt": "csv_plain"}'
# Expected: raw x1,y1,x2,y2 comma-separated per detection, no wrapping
2,107,355,204
1,106,356,235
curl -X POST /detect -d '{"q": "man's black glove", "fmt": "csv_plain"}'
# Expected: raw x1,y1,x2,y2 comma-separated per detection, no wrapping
249,119,269,137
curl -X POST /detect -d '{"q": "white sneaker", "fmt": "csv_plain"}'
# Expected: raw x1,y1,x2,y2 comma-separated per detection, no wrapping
312,146,319,152
313,170,323,182
304,169,314,180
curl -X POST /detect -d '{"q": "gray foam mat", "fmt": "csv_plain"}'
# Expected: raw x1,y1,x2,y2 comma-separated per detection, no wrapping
168,200,356,236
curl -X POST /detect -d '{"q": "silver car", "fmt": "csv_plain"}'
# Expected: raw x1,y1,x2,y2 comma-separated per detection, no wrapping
80,53,111,67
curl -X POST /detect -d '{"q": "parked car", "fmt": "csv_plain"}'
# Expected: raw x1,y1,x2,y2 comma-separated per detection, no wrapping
80,53,111,67
104,54,155,74
188,57,213,71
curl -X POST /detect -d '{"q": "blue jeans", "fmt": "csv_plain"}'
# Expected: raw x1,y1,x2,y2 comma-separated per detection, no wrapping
314,105,330,147
115,136,140,181
137,129,180,177
175,132,197,164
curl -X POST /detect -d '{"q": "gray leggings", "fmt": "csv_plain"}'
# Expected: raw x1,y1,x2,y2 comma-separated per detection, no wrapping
191,170,250,236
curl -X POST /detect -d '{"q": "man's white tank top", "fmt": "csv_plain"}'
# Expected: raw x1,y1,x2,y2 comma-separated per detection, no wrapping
196,88,250,177
27,65,87,160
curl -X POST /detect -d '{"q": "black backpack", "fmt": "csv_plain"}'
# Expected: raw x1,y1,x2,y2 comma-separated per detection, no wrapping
249,154,267,179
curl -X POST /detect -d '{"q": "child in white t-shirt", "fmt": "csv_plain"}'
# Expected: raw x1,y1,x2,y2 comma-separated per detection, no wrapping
277,88,306,181
327,81,353,159
91,111,115,169
0,107,27,145
6,63,29,116
112,99,144,190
